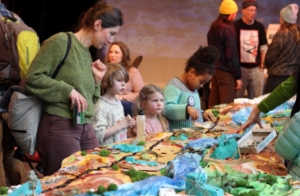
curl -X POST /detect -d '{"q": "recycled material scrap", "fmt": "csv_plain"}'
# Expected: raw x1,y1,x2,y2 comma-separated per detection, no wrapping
183,138,219,151
210,138,240,160
126,157,159,166
170,134,188,140
113,144,144,153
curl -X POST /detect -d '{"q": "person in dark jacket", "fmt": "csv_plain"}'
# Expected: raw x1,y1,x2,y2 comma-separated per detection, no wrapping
207,0,242,108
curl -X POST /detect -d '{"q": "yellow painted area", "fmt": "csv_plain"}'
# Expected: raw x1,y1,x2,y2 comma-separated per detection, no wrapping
255,155,271,162
61,152,109,168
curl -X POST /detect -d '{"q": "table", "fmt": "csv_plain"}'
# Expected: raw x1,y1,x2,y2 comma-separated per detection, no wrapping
12,102,300,196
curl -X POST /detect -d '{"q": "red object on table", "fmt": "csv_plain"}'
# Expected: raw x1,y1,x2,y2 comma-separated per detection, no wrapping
23,151,41,162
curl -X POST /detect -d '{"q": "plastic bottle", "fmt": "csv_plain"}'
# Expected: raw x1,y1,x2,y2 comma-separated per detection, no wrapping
136,110,145,141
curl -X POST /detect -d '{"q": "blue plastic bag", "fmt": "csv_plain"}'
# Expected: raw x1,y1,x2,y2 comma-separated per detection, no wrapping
166,155,200,188
232,107,254,125
182,138,219,151
104,176,174,196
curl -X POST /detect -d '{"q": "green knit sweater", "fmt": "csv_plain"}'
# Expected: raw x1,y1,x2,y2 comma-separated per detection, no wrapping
258,76,296,113
25,32,101,123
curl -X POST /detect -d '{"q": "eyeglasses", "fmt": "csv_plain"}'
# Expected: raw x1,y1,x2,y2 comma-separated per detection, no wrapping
246,9,257,13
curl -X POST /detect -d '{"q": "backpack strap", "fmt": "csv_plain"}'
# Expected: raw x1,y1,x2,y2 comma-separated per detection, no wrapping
9,11,17,22
51,33,72,79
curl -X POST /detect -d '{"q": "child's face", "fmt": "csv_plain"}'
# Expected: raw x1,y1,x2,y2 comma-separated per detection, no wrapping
187,71,212,90
142,92,164,117
108,76,126,95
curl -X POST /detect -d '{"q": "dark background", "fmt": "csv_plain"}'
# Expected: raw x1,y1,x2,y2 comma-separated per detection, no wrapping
2,0,97,43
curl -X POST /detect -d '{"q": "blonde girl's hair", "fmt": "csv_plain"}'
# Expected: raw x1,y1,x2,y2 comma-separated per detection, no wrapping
133,84,168,132
279,21,300,43
101,63,129,95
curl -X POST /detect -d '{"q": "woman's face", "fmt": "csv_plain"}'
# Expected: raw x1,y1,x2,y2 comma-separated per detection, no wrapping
93,26,120,49
109,45,123,63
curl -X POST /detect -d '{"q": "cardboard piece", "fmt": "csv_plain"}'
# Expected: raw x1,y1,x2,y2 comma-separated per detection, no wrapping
237,128,277,154
116,161,167,171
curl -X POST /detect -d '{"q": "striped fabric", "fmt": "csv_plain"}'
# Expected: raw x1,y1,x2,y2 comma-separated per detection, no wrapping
265,29,300,76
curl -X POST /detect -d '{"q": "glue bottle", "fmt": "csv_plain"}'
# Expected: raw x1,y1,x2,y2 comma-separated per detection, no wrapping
136,110,145,141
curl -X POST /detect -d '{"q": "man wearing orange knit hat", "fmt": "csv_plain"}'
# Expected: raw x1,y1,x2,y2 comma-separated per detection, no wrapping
207,0,242,108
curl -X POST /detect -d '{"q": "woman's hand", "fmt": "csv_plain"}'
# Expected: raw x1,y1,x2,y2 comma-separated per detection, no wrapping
69,89,87,112
203,112,215,121
91,59,107,85
238,106,263,133
187,106,199,121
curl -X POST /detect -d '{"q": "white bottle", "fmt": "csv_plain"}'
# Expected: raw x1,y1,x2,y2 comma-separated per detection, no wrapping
136,110,145,141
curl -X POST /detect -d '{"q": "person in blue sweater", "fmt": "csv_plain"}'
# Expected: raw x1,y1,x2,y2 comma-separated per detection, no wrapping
163,46,219,131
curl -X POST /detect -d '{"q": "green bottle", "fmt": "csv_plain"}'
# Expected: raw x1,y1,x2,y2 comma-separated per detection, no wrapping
73,103,85,124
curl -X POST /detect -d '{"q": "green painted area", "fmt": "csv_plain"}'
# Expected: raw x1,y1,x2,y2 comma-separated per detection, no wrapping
99,149,111,157
204,163,297,196
112,155,120,161
62,154,76,164
200,160,208,168
160,168,167,176
107,183,118,191
125,169,156,182
112,164,119,170
276,125,284,133
137,141,146,146
212,109,220,117
0,187,8,195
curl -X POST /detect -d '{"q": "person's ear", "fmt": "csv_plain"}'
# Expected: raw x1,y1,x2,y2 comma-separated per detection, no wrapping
141,102,146,110
94,19,102,31
189,68,195,76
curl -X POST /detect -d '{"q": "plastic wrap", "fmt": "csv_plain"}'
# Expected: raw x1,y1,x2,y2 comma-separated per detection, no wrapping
166,155,200,188
182,138,219,151
264,101,295,116
217,133,242,142
231,107,254,125
183,152,203,163
104,176,174,196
